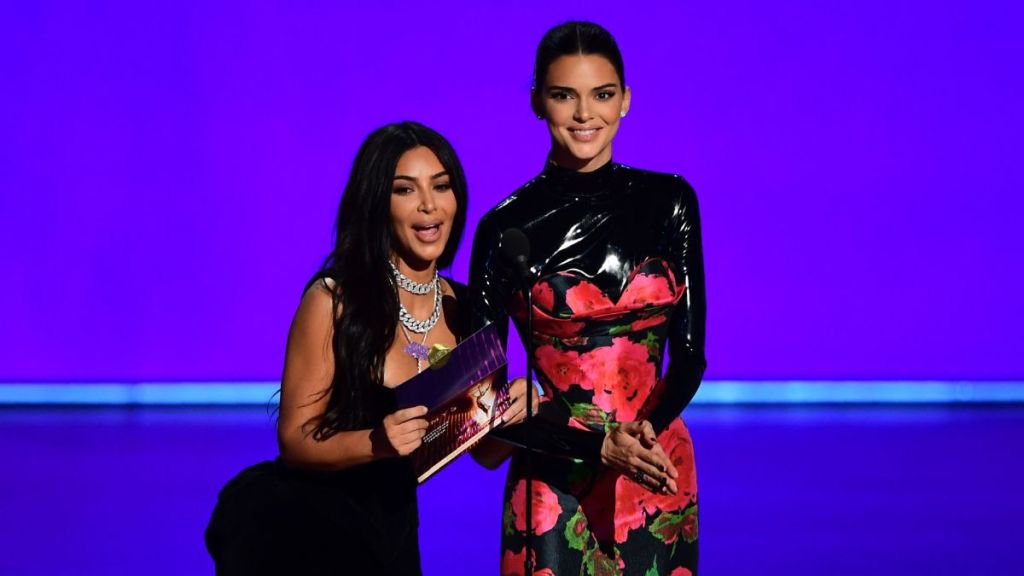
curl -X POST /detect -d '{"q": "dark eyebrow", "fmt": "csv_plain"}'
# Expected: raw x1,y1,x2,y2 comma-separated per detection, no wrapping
547,85,577,94
547,83,619,93
394,170,449,182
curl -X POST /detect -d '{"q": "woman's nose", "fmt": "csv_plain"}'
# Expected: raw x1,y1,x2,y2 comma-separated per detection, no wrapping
574,98,592,122
418,189,436,212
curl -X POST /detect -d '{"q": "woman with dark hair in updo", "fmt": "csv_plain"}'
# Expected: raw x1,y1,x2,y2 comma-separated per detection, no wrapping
470,22,705,575
206,122,532,575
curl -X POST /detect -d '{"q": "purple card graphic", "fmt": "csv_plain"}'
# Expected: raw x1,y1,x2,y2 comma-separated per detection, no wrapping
394,324,510,483
395,324,506,411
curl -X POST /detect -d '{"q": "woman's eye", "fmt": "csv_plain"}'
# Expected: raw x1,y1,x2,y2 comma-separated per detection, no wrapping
435,183,452,192
550,92,571,101
596,91,615,100
393,186,413,195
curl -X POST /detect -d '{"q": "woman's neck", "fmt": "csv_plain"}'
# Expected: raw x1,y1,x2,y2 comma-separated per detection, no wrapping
392,257,436,284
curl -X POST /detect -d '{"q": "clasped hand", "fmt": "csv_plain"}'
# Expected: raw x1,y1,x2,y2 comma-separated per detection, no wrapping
601,420,679,495
497,377,538,427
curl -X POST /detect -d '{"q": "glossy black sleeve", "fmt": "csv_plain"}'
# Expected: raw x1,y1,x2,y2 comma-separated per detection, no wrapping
647,179,707,434
468,212,605,463
468,213,512,354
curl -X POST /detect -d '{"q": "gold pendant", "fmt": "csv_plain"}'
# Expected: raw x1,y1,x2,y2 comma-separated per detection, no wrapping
427,343,453,369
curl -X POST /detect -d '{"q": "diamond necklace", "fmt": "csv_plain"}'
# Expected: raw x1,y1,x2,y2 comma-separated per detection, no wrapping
396,275,441,333
390,261,442,371
389,261,436,295
391,261,442,333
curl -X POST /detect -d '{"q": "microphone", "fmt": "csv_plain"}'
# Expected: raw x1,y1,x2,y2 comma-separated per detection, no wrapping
498,226,538,575
499,228,533,282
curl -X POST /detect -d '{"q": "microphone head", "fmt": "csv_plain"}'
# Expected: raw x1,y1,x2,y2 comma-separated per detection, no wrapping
499,228,532,281
499,228,530,263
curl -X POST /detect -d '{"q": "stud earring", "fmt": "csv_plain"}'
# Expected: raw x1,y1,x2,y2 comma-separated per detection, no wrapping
620,111,627,118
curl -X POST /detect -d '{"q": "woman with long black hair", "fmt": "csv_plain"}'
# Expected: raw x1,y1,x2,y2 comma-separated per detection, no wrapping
470,22,706,575
206,121,530,574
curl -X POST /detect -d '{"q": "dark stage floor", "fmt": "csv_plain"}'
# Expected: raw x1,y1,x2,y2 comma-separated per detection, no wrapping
1,405,1020,575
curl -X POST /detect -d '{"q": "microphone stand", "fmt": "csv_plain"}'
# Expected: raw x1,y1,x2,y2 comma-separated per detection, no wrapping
523,279,535,576
497,228,537,575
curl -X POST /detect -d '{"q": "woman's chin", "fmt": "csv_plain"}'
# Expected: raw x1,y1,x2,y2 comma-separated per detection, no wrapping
398,246,445,269
556,143,610,168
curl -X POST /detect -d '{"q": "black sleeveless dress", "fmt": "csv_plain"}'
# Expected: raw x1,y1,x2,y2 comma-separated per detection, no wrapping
205,280,467,575
205,457,420,575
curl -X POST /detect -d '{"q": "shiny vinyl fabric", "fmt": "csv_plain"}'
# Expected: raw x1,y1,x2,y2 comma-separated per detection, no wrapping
469,160,707,442
468,160,707,575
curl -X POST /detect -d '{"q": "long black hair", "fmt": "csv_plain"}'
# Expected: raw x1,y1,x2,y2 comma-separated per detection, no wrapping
533,21,626,89
307,121,468,438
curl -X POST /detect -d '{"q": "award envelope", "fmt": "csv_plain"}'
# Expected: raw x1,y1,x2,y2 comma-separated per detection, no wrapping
395,324,510,483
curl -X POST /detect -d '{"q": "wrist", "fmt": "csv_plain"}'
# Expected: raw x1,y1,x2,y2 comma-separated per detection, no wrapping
368,426,395,459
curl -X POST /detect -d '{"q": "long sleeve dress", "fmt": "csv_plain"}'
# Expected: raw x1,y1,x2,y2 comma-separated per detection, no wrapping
469,161,706,576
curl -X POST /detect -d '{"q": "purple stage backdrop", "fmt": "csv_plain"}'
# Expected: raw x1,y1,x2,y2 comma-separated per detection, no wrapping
2,1,1022,382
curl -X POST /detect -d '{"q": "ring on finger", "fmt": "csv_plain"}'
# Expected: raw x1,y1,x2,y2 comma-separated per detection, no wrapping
633,469,646,484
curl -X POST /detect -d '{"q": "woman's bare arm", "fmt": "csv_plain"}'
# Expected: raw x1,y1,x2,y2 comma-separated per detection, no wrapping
277,283,427,471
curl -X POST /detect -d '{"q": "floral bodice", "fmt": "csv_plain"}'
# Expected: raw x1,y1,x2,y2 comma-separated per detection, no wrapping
469,161,707,440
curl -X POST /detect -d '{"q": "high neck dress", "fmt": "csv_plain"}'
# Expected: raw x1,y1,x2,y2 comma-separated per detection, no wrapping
469,161,706,576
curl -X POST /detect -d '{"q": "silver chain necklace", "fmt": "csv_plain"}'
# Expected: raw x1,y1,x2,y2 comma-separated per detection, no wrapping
389,261,436,295
398,283,442,333
391,262,441,371
390,262,442,334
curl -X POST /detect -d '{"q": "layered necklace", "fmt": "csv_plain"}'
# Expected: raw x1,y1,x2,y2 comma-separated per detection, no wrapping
390,260,442,373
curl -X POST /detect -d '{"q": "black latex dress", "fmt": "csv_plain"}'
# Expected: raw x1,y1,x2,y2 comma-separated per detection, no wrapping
469,160,707,457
